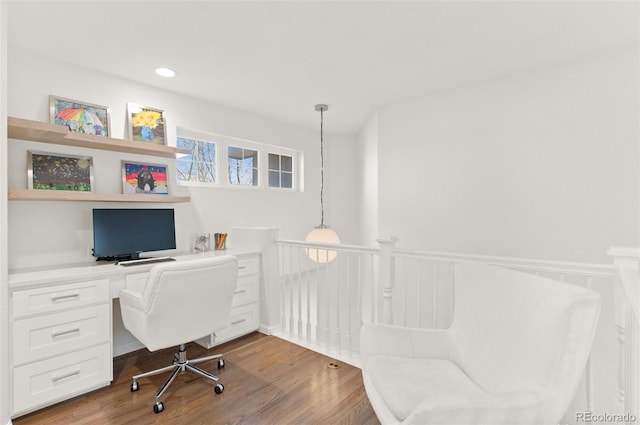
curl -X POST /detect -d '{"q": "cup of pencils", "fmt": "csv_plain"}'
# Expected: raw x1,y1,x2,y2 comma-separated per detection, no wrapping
214,232,227,250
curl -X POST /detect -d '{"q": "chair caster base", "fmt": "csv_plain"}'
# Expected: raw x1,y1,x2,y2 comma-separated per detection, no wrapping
153,401,164,414
214,383,224,394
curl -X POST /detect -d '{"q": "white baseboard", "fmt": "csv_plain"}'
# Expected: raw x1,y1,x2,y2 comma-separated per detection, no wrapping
258,324,279,336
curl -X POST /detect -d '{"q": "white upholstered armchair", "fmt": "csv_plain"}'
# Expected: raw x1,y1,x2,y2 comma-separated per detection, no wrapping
361,262,601,425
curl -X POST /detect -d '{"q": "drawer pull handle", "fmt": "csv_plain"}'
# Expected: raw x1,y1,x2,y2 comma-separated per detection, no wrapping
231,318,246,325
234,289,247,295
238,266,247,270
51,370,80,382
52,328,81,338
51,293,80,302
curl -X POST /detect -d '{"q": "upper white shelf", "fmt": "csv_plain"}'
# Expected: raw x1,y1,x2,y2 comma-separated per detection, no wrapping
7,116,191,203
8,116,190,158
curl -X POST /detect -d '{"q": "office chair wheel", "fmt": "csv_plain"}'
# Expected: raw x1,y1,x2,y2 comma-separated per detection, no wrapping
153,401,164,414
218,358,225,368
214,383,224,394
131,381,139,392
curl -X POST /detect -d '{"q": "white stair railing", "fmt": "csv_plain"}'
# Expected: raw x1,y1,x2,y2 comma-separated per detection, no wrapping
276,240,379,364
275,237,617,417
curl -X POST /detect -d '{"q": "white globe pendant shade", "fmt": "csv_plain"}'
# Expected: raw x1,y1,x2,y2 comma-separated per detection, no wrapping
305,225,340,263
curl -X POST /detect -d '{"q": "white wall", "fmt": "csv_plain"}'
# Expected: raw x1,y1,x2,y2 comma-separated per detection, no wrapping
356,112,379,247
374,47,639,264
0,3,10,423
325,130,360,244
6,50,358,270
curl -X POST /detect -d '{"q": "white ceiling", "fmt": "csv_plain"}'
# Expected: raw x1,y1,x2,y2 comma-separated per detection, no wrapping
7,1,639,135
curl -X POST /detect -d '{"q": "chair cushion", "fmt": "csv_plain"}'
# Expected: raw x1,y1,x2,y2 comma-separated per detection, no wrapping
365,355,486,421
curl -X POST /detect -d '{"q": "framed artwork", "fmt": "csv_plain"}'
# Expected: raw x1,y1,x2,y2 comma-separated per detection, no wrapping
49,95,111,137
122,161,169,195
28,151,94,192
127,103,167,145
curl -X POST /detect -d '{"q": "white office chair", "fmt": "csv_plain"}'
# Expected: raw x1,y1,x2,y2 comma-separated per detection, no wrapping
119,255,238,414
361,262,601,425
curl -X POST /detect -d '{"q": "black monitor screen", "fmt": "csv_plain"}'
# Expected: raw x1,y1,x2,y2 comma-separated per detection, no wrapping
92,208,176,261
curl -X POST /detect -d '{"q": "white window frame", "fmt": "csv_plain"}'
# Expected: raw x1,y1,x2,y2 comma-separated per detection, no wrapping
228,145,260,187
175,127,301,191
267,150,296,190
175,128,219,187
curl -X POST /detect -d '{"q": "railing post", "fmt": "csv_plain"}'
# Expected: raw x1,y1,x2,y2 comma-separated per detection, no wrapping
608,247,640,423
377,236,398,324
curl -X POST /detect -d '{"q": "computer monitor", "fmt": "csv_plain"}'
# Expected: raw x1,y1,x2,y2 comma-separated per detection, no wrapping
92,208,176,261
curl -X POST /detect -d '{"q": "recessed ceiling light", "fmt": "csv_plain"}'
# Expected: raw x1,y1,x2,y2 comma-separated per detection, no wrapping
155,67,176,78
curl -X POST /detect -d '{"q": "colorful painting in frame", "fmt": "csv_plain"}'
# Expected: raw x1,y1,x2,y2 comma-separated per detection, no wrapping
127,103,167,145
50,95,111,137
28,151,94,192
122,161,169,195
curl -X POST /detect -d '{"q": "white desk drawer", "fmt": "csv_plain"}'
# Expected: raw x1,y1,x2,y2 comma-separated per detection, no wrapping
13,343,111,415
195,303,259,349
215,303,259,345
12,279,109,319
237,257,259,278
232,280,258,308
13,304,110,366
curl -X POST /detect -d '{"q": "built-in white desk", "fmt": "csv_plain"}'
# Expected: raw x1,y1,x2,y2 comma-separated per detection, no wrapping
8,249,261,418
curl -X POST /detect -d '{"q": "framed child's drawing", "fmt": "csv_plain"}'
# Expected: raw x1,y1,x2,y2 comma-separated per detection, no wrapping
28,151,95,192
127,104,167,145
50,95,111,137
122,161,169,195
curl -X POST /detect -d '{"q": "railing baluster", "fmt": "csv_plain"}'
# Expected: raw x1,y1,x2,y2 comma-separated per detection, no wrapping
304,248,312,344
335,252,341,354
296,247,303,338
314,248,322,346
585,276,594,413
279,245,286,334
402,257,408,327
346,253,352,355
325,248,331,348
433,262,438,329
417,260,423,328
288,245,295,336
371,254,376,323
356,254,363,350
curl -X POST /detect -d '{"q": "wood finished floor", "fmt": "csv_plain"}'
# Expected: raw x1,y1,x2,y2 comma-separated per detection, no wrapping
13,333,380,425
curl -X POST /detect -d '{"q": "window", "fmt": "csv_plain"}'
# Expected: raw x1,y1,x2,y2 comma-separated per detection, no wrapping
268,153,293,189
228,146,259,186
176,136,216,183
176,127,300,190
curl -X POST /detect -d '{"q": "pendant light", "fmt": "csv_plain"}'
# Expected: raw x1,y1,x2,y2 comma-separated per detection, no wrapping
305,104,340,263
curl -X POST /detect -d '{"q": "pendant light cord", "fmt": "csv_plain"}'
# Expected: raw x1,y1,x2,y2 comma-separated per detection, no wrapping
320,107,325,227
